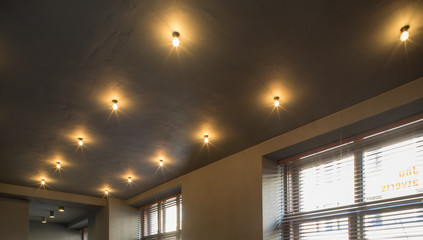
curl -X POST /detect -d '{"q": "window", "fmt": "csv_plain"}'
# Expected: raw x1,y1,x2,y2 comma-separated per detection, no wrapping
140,194,182,240
280,116,423,239
80,227,88,240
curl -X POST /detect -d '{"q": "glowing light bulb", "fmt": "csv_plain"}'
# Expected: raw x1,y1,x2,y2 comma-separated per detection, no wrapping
78,137,83,146
112,99,118,110
204,135,209,143
172,32,180,47
400,25,410,41
159,159,164,166
274,96,280,107
105,189,109,195
128,177,132,183
173,37,180,47
56,162,61,169
41,217,47,224
59,207,65,212
400,31,409,41
49,211,55,219
41,179,45,185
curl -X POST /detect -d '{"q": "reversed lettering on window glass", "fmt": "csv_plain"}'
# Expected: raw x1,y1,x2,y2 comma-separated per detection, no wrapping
381,166,420,192
364,136,423,202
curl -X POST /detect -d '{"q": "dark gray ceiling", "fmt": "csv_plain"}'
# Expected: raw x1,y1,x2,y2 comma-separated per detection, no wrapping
29,201,92,226
1,0,423,199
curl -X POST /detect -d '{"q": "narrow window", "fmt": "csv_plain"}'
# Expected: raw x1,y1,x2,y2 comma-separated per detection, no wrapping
140,194,182,240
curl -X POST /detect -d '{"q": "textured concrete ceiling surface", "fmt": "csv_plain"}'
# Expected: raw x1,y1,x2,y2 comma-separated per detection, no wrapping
1,0,423,202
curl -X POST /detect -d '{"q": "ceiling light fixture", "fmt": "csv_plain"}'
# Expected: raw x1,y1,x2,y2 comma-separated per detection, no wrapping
105,189,109,195
41,217,47,224
56,162,61,169
274,96,280,107
78,137,83,146
400,25,410,41
159,159,164,167
128,176,132,183
204,135,209,143
112,99,118,110
41,178,46,185
59,206,65,212
49,211,55,219
172,32,180,47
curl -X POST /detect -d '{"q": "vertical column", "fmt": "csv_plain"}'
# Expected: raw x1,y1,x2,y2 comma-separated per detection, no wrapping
108,198,139,240
88,202,109,240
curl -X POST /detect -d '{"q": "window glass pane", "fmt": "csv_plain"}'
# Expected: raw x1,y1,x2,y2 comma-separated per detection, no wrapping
142,204,158,236
150,210,158,235
363,136,423,202
364,208,423,239
299,156,355,211
299,218,349,240
164,205,177,232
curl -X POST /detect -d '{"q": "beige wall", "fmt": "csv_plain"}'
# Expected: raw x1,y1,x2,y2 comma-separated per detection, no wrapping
181,150,263,240
0,197,29,240
128,78,423,240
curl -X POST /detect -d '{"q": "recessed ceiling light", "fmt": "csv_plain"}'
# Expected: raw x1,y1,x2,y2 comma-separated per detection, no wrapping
41,178,46,185
172,32,180,47
128,176,132,183
112,99,118,110
159,159,164,167
56,162,61,169
41,217,47,224
400,25,410,41
204,135,209,143
59,206,65,212
78,137,83,146
274,96,280,107
49,211,55,219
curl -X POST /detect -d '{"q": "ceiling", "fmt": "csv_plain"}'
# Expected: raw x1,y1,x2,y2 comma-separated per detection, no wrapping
0,0,422,204
29,200,95,227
